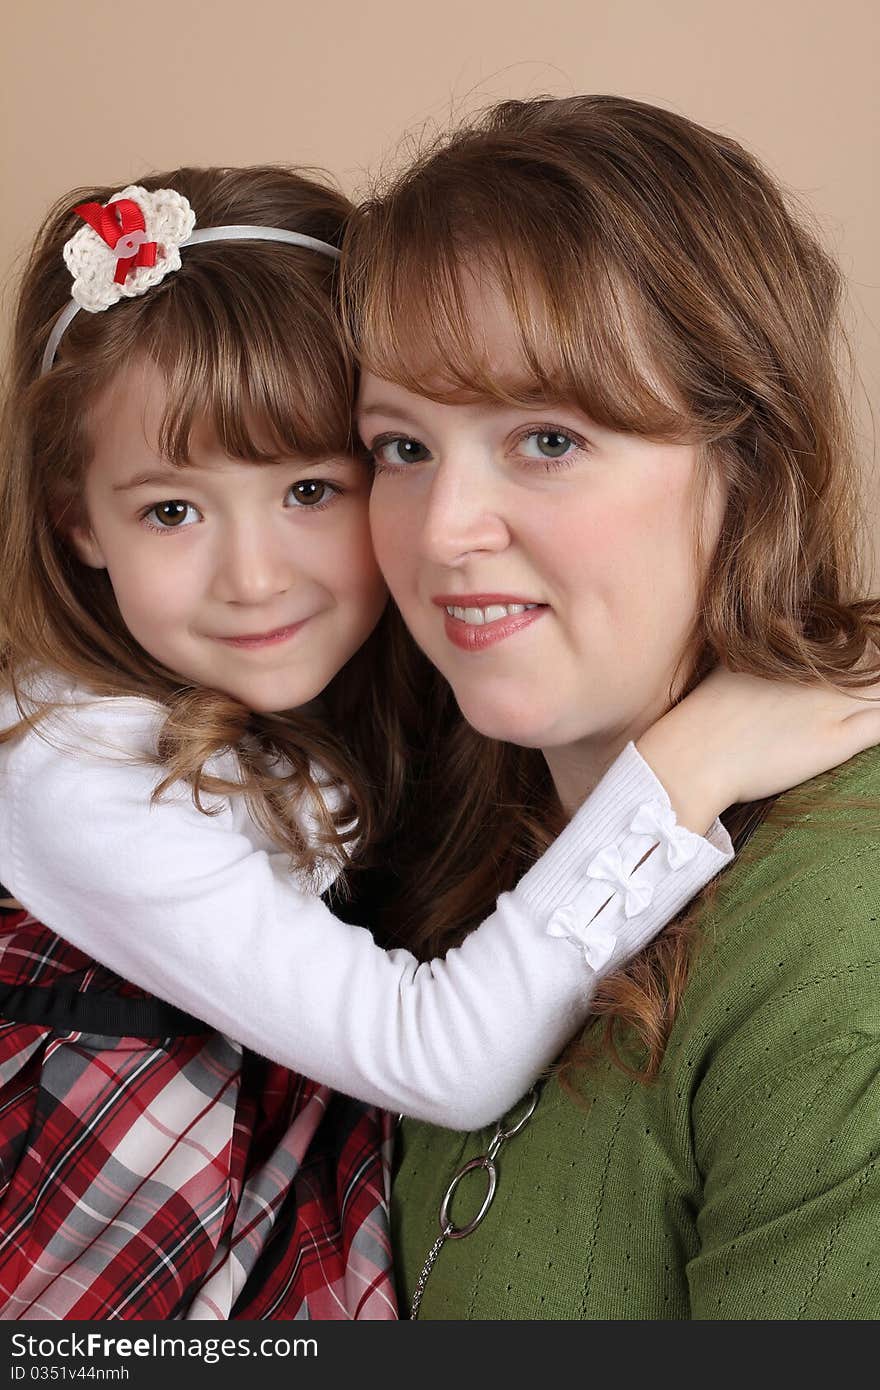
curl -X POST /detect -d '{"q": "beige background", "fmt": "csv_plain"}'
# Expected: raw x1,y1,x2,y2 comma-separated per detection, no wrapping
3,0,878,574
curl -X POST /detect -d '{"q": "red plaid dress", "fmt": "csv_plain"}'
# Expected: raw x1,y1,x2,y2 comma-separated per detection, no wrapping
0,895,398,1320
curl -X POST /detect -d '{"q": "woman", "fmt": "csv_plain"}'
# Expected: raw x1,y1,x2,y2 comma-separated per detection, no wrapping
344,95,880,1318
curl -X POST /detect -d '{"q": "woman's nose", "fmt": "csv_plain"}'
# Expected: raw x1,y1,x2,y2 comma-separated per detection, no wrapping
419,459,511,567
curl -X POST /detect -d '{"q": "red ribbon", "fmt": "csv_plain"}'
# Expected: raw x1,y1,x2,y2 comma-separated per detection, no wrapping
74,198,158,285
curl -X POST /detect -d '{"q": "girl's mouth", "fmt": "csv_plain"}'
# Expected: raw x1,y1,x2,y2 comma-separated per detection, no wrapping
216,620,309,650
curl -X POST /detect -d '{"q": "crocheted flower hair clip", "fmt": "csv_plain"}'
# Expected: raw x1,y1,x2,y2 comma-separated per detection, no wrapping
41,185,342,375
64,186,196,313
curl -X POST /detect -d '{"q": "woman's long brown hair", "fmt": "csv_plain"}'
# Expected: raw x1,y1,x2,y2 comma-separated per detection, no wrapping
343,96,880,1077
1,165,405,881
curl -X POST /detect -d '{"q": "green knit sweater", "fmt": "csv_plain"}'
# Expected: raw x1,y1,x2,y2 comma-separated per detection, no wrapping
392,749,880,1319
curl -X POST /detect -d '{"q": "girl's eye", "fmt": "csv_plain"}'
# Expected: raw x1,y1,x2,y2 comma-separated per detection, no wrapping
285,480,337,507
517,429,579,461
144,501,200,530
372,437,431,468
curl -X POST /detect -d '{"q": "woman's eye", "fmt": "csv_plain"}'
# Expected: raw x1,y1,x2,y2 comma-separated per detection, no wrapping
286,480,336,507
144,500,200,529
373,437,431,467
518,430,578,461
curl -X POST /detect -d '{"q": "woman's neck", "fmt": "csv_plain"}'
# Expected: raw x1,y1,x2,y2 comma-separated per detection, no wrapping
543,709,664,816
542,740,623,816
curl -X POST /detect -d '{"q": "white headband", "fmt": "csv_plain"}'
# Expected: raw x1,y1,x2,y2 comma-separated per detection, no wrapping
40,185,342,375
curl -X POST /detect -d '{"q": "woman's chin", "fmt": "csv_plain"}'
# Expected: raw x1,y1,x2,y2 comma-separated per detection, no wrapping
453,694,560,750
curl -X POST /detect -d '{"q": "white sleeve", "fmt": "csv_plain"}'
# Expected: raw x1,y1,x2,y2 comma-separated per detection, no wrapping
2,704,732,1130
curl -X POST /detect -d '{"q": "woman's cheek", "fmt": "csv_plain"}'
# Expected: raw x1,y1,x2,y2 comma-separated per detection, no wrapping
368,483,414,590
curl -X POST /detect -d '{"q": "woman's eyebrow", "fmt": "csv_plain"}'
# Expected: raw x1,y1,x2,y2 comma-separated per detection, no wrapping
357,402,424,427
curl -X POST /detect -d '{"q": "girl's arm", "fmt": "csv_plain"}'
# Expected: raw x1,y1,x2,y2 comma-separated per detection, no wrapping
6,671,878,1130
3,698,727,1130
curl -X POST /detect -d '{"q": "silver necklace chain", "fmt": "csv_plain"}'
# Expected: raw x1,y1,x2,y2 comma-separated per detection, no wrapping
409,1086,540,1319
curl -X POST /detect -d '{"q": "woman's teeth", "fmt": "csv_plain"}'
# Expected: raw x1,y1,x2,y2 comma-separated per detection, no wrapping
445,603,538,625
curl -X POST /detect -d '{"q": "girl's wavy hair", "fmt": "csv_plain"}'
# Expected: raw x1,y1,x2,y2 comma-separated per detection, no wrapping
343,95,880,1076
1,165,404,881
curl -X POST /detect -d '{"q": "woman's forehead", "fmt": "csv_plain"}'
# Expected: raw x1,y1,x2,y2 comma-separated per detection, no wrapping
357,255,684,435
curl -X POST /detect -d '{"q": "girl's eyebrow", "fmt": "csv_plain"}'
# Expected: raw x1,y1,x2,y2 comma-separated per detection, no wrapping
113,469,182,493
114,456,358,493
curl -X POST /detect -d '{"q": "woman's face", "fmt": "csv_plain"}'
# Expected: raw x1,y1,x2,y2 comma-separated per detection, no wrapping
358,291,725,797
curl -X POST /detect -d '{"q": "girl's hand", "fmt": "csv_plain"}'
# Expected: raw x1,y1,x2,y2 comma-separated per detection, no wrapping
636,666,880,834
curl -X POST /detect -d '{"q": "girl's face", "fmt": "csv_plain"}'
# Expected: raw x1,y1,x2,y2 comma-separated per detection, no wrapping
359,294,725,801
71,358,387,712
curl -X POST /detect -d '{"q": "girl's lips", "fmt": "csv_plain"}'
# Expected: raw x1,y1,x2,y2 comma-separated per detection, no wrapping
442,604,547,652
216,620,308,650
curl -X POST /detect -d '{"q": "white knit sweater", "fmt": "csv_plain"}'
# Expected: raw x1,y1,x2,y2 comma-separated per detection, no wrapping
0,674,732,1129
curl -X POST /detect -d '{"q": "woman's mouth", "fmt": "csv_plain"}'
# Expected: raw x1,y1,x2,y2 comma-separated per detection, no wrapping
433,595,548,652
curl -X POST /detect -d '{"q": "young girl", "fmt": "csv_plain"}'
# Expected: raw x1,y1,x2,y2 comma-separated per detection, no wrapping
0,166,875,1322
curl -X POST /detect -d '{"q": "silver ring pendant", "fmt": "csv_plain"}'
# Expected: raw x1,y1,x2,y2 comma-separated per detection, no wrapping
494,1088,540,1142
439,1155,498,1239
411,1086,542,1316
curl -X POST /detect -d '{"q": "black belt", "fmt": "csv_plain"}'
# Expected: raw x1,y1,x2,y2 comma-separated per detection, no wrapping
0,981,210,1039
0,881,209,1039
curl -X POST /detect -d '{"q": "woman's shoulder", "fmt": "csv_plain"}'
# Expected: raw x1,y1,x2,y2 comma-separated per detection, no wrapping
673,747,880,1084
656,753,880,1321
706,745,880,958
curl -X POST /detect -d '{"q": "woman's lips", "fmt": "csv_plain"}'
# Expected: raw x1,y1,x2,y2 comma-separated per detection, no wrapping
215,620,309,650
432,595,548,653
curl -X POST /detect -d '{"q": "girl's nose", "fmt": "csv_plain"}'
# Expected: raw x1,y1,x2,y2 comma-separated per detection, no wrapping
214,518,294,605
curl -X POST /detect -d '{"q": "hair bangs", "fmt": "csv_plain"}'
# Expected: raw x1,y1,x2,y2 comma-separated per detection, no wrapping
348,168,690,440
139,245,354,466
